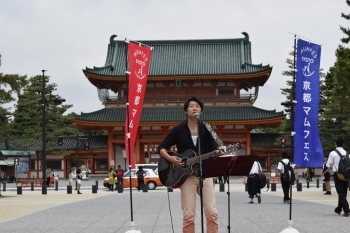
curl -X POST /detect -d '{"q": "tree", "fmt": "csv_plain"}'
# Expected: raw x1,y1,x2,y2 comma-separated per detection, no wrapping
319,46,350,152
265,47,327,149
279,50,295,133
318,66,341,152
10,74,76,149
340,0,350,44
317,2,350,152
0,54,28,137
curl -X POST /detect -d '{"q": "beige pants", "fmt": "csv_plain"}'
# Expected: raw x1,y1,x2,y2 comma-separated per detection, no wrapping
180,175,218,233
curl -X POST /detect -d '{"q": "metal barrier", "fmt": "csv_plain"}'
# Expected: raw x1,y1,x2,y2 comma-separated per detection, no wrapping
142,184,148,192
92,185,97,194
17,186,22,195
297,183,302,191
117,184,123,193
271,183,276,191
219,183,225,192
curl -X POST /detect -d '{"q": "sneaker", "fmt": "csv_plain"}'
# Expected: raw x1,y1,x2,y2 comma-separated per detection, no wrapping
257,195,261,204
286,200,291,204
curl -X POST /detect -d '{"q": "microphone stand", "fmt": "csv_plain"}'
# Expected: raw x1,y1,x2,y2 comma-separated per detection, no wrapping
196,114,204,233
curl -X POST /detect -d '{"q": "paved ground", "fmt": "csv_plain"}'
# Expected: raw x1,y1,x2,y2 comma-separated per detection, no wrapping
0,177,349,233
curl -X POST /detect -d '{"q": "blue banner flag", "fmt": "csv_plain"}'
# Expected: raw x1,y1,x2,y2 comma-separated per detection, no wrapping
294,38,323,167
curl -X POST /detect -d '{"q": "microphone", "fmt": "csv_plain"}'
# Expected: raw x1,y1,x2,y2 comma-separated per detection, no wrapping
194,112,199,118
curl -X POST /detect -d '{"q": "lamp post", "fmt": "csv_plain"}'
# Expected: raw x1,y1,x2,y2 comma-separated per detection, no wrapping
40,70,65,195
0,151,3,196
41,70,47,195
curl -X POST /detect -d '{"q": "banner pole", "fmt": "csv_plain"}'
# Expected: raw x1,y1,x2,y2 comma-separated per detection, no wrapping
124,40,137,231
291,34,297,165
280,34,300,233
289,33,297,224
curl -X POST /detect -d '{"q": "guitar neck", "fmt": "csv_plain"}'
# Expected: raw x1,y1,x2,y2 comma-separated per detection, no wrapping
186,150,217,166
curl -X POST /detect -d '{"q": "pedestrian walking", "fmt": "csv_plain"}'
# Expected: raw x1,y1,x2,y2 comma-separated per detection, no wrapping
76,165,83,194
69,169,76,186
246,161,262,204
322,156,331,195
136,166,146,191
326,138,349,217
108,167,116,192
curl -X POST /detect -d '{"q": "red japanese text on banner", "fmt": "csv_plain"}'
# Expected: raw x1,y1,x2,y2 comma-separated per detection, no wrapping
125,42,152,169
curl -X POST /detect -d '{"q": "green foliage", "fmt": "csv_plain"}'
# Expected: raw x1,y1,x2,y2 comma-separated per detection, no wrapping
271,156,282,166
71,158,87,168
340,0,350,43
8,74,76,150
0,73,28,137
262,50,295,135
319,45,350,151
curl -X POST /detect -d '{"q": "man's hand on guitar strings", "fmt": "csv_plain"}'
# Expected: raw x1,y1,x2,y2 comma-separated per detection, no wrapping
169,155,185,167
216,149,225,157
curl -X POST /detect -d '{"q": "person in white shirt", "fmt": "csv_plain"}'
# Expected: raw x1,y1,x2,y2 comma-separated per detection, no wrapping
277,151,294,204
68,170,76,186
326,138,349,217
246,161,262,204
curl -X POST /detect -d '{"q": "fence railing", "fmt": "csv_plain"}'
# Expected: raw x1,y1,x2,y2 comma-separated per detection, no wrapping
104,94,254,103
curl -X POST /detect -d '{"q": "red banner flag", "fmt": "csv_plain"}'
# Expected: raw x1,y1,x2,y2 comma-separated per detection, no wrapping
125,41,152,169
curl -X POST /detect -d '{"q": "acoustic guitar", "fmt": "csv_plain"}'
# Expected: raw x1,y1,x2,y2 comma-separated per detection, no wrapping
158,145,237,189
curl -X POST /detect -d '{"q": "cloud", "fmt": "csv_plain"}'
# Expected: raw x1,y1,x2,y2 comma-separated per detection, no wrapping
0,0,346,115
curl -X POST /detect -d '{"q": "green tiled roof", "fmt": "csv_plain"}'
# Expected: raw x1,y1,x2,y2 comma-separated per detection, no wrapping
251,133,284,147
0,134,289,151
83,32,272,77
0,135,108,151
75,106,284,123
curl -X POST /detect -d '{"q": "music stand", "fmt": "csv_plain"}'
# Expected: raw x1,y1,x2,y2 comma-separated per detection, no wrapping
202,155,257,233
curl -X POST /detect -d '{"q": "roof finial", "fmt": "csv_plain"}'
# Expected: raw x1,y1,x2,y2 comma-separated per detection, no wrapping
110,35,117,44
241,32,249,41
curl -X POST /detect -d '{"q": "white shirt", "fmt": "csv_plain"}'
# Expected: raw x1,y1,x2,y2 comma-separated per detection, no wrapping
191,136,197,146
249,161,262,174
69,172,76,182
327,147,348,172
277,158,290,173
277,159,295,180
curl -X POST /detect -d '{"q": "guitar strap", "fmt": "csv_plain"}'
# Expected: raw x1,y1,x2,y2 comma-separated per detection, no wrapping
203,121,223,146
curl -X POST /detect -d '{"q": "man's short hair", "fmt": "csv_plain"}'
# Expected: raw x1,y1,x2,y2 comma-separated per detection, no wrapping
183,96,204,111
336,138,344,147
281,151,288,158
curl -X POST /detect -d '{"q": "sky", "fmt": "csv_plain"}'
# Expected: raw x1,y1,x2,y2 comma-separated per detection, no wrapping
0,0,347,116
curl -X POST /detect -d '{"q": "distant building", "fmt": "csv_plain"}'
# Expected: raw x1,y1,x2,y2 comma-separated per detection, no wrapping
73,33,285,174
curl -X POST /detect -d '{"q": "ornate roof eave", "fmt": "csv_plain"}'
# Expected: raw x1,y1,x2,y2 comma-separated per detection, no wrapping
73,116,285,130
251,146,288,151
83,68,272,88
